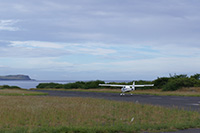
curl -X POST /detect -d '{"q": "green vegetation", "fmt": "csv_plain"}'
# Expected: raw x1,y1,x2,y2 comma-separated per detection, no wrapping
0,96,199,132
36,80,152,89
162,77,199,91
0,89,48,96
36,80,105,89
0,85,21,89
0,85,47,96
154,73,200,91
36,73,200,92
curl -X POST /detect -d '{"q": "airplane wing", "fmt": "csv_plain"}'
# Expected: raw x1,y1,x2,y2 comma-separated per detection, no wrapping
99,84,128,87
99,83,154,87
135,84,154,87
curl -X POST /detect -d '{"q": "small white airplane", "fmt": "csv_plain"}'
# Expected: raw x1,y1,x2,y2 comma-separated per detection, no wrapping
99,82,154,96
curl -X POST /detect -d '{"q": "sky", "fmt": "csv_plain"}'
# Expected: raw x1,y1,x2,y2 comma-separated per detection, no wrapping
0,0,200,80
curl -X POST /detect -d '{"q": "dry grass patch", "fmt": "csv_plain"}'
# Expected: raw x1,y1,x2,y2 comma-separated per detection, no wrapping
0,96,199,132
132,88,200,97
179,87,200,92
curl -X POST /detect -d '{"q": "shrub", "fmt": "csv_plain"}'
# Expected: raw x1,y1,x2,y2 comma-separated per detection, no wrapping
0,85,21,89
170,74,188,79
162,78,199,91
10,86,21,89
2,85,10,89
37,80,105,89
190,73,200,80
36,83,63,89
153,77,170,89
63,82,82,89
84,80,105,89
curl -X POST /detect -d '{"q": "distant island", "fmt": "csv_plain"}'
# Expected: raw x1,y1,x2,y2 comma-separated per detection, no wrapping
0,75,32,80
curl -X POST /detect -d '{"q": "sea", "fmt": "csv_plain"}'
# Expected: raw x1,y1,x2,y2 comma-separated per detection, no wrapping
0,80,76,89
0,80,131,89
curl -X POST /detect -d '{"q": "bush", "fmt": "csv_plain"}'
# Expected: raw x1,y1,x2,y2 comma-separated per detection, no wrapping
84,80,105,89
153,77,170,89
37,80,105,89
190,73,200,80
170,74,188,78
153,74,200,90
10,86,21,89
0,85,21,89
1,85,10,89
63,82,82,89
36,83,63,89
162,78,199,91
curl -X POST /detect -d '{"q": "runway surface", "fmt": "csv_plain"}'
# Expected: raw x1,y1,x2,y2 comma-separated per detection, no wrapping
32,90,200,133
33,90,200,111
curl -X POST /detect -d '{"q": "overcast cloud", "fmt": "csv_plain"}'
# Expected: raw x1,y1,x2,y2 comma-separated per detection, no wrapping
0,0,200,80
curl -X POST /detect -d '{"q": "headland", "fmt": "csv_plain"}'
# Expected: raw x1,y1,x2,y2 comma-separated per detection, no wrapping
0,75,32,80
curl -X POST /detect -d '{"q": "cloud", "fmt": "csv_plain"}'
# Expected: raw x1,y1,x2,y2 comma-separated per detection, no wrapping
10,41,65,49
0,20,19,31
1,1,200,47
0,41,117,58
23,57,75,71
0,41,69,58
1,0,200,79
76,48,116,55
71,56,200,78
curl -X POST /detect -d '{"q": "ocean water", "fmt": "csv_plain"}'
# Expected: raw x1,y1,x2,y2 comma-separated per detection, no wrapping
0,80,75,89
0,80,132,89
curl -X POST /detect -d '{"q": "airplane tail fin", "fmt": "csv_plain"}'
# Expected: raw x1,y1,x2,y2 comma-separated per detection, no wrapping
132,81,135,90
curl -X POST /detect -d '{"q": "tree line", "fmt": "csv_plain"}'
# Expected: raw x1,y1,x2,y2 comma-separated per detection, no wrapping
154,73,200,91
36,73,200,91
0,85,21,89
36,80,105,89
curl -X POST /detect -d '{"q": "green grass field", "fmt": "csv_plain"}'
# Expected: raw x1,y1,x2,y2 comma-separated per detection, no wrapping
0,89,48,96
0,96,200,132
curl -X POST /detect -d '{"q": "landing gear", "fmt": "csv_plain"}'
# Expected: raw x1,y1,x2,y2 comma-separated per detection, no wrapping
120,93,133,96
120,93,125,96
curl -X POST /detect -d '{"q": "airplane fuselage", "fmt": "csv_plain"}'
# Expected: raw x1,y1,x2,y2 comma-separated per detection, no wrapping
121,86,135,93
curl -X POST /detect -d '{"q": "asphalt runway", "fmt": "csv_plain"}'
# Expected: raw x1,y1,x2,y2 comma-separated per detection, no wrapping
32,90,200,133
33,90,200,111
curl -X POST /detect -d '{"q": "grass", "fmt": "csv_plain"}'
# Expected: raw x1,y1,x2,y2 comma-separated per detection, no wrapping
131,87,200,97
0,89,48,96
40,87,200,97
0,96,199,132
